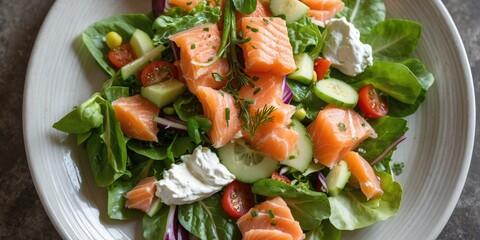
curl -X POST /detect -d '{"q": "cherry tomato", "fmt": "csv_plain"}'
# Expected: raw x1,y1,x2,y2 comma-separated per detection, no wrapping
313,58,331,80
107,43,136,69
358,84,388,118
221,180,254,219
140,61,178,87
271,172,291,184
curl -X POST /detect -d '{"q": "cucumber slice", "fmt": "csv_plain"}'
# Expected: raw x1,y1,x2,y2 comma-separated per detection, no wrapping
130,29,154,57
314,78,358,108
270,0,310,23
141,79,186,108
218,140,279,183
288,53,314,84
121,44,165,79
146,198,163,217
280,119,313,172
326,160,351,196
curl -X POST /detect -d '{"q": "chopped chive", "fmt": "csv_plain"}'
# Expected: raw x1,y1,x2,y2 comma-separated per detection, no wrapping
338,122,347,131
252,76,259,81
271,220,277,226
262,18,269,25
268,210,275,219
219,90,225,97
225,107,231,126
244,98,255,104
190,43,196,49
247,25,259,32
253,87,262,95
251,210,258,218
203,27,210,31
186,1,192,5
212,72,223,82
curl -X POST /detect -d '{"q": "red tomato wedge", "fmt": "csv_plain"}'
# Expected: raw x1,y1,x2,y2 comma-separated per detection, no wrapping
271,172,291,184
358,84,389,118
140,61,178,87
222,180,254,219
108,43,136,69
314,58,331,80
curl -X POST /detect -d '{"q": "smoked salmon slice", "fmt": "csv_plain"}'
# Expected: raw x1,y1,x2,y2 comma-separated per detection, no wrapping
343,151,383,200
302,0,345,24
240,17,296,76
196,86,241,148
237,197,305,240
125,176,158,212
112,95,160,142
170,23,229,94
168,0,221,11
235,0,272,30
244,229,293,240
306,105,376,168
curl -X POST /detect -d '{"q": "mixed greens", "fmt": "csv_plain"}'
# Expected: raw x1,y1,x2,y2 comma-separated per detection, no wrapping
53,0,434,239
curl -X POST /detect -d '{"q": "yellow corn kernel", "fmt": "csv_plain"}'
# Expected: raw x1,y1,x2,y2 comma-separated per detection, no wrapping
106,31,122,49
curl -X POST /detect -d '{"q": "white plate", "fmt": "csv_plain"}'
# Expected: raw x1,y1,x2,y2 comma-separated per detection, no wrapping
23,0,474,239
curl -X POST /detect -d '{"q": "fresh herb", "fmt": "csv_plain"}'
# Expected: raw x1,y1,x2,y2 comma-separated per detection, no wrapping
225,107,231,126
338,122,347,131
270,220,277,226
203,27,210,31
186,1,192,5
212,72,223,82
246,25,259,32
253,87,262,95
251,209,258,218
241,104,276,139
190,43,196,49
262,18,269,25
268,210,275,219
392,162,405,176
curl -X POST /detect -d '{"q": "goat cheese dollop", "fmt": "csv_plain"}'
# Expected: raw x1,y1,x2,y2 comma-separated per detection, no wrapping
155,146,235,205
322,17,373,76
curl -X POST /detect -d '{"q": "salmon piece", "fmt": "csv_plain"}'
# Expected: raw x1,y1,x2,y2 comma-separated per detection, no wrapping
306,105,376,168
196,86,241,148
240,17,296,76
236,0,272,30
302,0,344,23
170,23,228,94
343,151,383,200
112,95,160,142
255,127,299,160
237,197,305,240
168,0,220,11
244,229,293,240
125,176,157,212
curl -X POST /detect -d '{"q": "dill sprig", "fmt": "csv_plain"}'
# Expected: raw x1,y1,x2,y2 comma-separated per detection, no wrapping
241,103,276,139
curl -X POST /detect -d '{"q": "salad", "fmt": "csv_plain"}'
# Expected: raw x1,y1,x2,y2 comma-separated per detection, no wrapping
53,0,434,239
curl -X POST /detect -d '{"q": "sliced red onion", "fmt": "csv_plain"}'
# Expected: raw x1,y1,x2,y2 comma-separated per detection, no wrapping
176,222,189,240
164,205,177,240
282,77,293,104
317,172,328,193
152,0,167,17
171,41,181,61
370,135,407,166
154,116,187,131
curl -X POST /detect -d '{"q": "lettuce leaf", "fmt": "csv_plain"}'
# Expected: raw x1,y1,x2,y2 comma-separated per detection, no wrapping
337,0,386,37
287,16,325,59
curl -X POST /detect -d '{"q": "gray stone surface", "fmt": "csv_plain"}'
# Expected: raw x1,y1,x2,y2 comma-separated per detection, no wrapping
0,0,477,239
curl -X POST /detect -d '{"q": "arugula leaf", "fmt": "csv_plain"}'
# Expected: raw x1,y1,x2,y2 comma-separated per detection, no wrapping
337,0,386,37
252,179,330,230
387,58,435,116
287,16,325,59
82,14,154,76
356,116,408,162
152,2,221,44
52,94,104,134
232,0,257,14
328,171,402,230
366,19,422,61
178,193,242,240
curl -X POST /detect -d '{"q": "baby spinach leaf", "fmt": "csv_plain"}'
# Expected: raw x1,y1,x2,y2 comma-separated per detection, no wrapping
127,140,168,160
232,0,257,14
366,19,422,61
152,2,221,44
252,179,330,230
82,14,154,76
337,0,385,37
178,193,241,240
287,16,324,59
103,86,130,102
52,94,104,134
287,80,327,122
328,171,402,230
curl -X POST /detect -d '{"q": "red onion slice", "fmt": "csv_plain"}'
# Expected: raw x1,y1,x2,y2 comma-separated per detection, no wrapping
164,205,177,240
317,172,328,193
154,116,187,131
152,0,167,17
171,41,181,61
282,77,293,104
369,135,407,166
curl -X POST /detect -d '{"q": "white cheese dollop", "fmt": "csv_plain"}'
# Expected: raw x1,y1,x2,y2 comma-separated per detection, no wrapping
322,17,373,76
155,146,235,205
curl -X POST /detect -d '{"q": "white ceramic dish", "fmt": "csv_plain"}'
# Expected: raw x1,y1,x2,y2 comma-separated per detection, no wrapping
23,0,474,239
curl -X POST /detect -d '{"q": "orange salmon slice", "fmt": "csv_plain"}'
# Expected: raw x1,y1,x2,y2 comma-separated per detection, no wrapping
237,197,305,240
170,23,229,94
306,105,376,168
112,95,160,142
343,151,383,200
196,86,241,148
244,229,293,240
302,0,345,23
240,17,296,76
125,176,158,212
168,0,220,11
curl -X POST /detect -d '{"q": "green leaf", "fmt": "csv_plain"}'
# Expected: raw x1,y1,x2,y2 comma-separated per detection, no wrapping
337,0,386,37
232,0,257,14
52,94,104,134
305,220,341,240
252,179,331,230
173,94,204,121
287,80,327,123
81,14,154,76
178,193,242,240
356,116,408,162
127,139,168,160
287,16,324,58
152,2,221,44
328,171,402,230
102,86,130,102
366,19,422,60
142,205,171,240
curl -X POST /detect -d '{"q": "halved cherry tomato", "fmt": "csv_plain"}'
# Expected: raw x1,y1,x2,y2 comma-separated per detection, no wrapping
221,180,254,219
358,84,388,118
314,58,331,80
108,43,136,69
271,172,291,184
140,61,178,87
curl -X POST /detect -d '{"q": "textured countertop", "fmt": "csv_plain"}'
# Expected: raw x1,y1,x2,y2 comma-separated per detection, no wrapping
0,0,478,239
